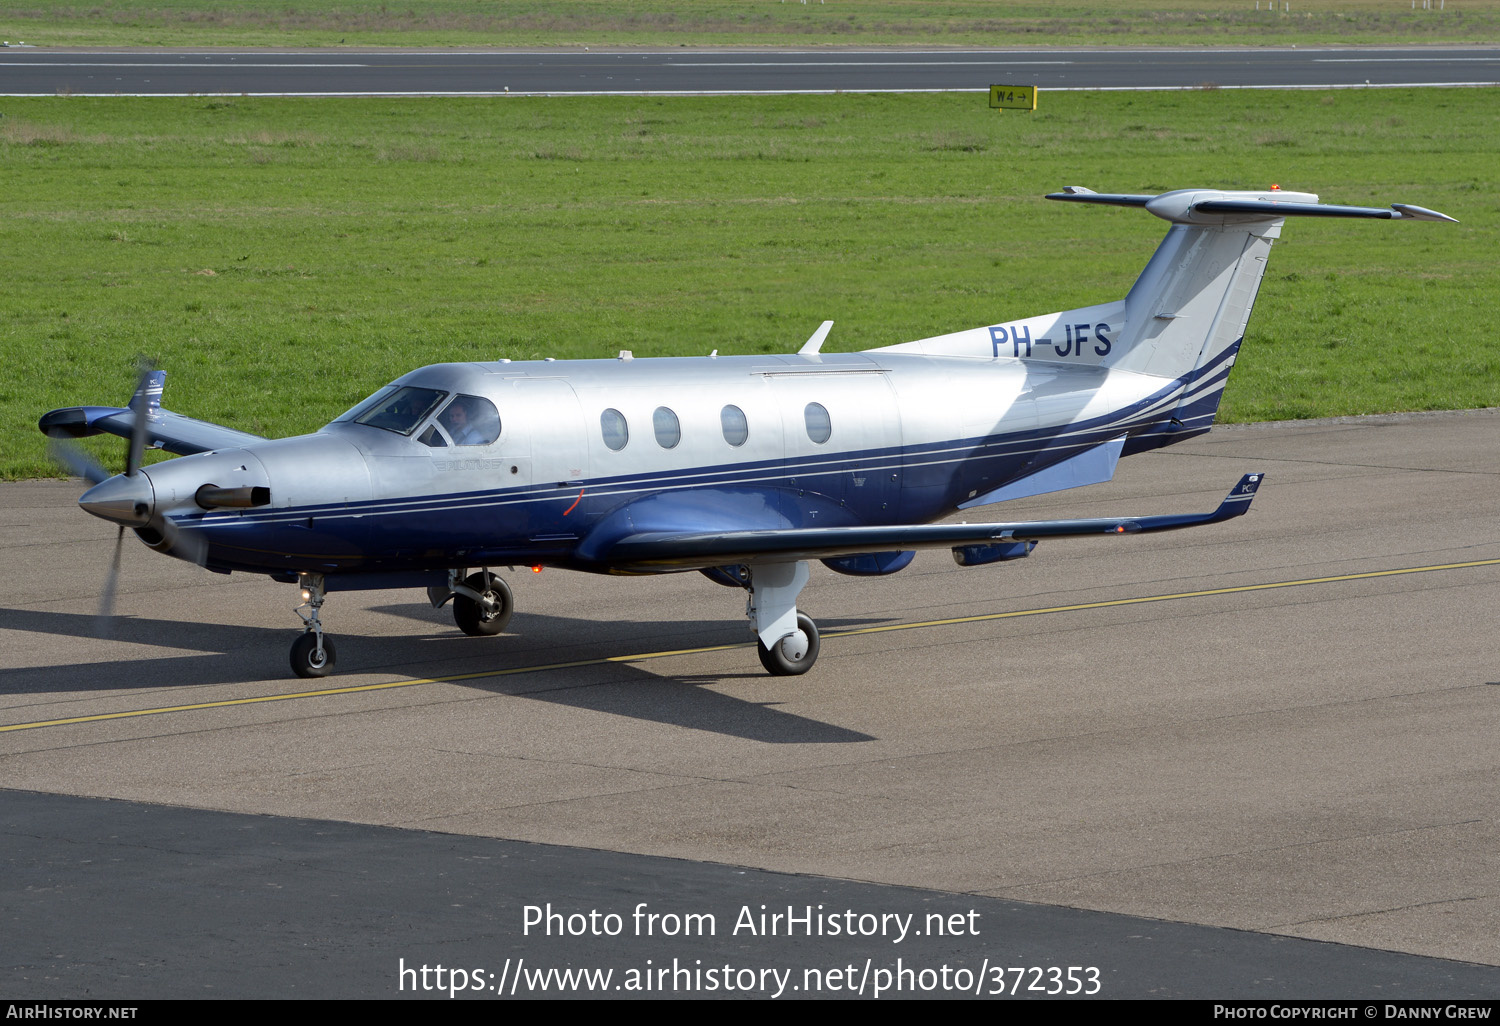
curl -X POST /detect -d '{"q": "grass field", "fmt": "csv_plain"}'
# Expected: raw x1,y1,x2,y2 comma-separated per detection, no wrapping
2,87,1495,479
2,0,1498,48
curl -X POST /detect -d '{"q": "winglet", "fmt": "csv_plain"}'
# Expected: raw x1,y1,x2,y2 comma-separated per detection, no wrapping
128,369,166,418
1209,472,1263,522
1391,203,1459,223
799,320,834,356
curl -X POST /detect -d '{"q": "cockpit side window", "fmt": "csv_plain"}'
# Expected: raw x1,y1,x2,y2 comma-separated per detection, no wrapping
345,386,449,436
439,394,501,446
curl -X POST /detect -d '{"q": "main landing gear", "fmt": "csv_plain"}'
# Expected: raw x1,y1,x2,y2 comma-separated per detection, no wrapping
758,613,820,675
450,570,513,637
745,561,821,676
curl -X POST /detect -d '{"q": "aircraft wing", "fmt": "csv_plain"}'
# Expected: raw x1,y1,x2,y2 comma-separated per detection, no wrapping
38,370,266,456
593,473,1263,570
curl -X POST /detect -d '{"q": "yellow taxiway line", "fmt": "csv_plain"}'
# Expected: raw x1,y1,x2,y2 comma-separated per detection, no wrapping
5,556,1499,734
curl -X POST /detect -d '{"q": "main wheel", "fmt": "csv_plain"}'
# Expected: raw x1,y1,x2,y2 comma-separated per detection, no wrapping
757,613,820,676
290,632,336,678
453,571,514,636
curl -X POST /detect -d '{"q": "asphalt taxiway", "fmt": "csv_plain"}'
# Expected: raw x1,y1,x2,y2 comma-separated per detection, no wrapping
1,46,1497,96
4,411,1500,996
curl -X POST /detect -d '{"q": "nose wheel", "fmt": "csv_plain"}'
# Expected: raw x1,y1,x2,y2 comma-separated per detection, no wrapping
290,631,336,678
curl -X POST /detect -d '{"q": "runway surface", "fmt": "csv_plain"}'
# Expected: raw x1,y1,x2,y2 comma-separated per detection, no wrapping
1,46,1497,95
4,410,1500,996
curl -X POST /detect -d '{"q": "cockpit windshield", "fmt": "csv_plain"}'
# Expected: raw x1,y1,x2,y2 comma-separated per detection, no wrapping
335,386,449,436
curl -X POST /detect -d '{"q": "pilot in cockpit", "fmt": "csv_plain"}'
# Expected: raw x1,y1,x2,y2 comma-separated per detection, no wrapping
442,397,491,445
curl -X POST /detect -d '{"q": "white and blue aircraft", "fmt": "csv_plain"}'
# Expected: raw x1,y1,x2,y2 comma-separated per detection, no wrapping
41,186,1455,678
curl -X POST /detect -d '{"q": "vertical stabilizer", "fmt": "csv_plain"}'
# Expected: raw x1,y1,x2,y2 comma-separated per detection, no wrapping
875,186,1455,444
1046,186,1455,447
1056,188,1317,385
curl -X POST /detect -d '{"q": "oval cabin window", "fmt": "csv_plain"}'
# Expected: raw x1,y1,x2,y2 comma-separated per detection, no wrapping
600,409,629,451
653,407,681,449
720,405,749,447
804,402,832,445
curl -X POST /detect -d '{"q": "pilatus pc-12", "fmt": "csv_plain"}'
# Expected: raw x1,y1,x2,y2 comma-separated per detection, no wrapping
41,187,1455,678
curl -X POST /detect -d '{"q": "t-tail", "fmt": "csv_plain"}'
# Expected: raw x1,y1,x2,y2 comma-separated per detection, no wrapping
879,186,1457,453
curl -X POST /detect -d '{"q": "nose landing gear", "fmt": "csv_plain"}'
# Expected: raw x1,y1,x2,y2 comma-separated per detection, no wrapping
290,572,335,678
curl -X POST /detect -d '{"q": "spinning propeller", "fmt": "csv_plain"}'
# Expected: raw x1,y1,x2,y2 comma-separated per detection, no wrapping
46,363,206,635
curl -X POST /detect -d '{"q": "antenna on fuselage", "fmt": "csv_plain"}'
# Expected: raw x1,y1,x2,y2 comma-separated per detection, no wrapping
799,321,834,356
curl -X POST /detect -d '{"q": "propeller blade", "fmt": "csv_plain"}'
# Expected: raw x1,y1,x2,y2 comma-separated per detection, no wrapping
125,360,156,478
46,439,112,486
160,518,209,567
96,525,125,636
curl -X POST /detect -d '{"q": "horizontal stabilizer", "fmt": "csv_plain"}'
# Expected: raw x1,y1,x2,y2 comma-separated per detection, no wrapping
1048,187,1153,207
1048,187,1458,225
1194,199,1459,222
593,474,1264,569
